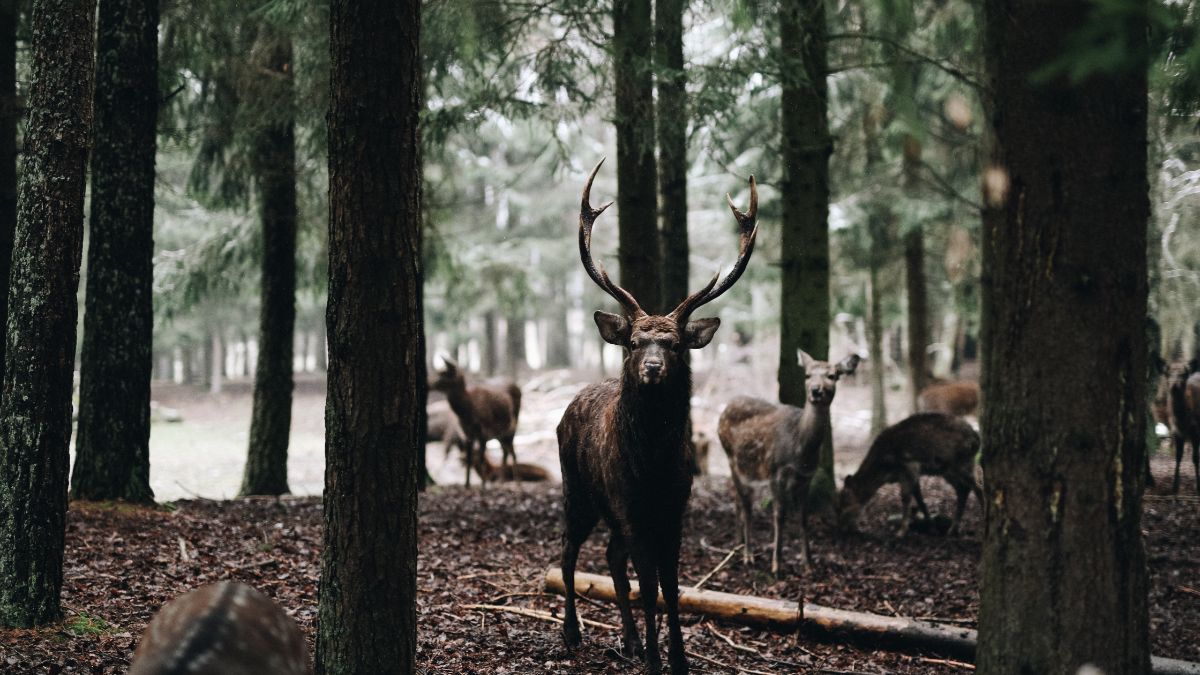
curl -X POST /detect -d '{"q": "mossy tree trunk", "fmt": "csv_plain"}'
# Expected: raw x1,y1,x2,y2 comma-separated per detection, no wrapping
0,0,15,375
242,31,297,497
0,0,95,628
656,0,687,311
778,0,834,501
976,1,1151,672
613,0,660,313
71,0,158,505
317,0,423,670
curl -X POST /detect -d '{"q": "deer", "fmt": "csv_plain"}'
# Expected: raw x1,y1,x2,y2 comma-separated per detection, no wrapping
428,399,470,458
916,379,980,417
836,412,982,537
130,582,309,675
717,350,860,575
1163,359,1200,494
557,159,758,675
471,453,551,483
430,357,521,487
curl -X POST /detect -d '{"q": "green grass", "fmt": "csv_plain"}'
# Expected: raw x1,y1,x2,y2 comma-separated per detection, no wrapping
62,612,116,637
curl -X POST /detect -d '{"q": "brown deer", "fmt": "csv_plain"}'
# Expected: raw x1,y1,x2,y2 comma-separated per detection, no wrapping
430,357,521,487
718,350,860,575
428,399,470,457
1163,359,1200,494
837,412,982,537
916,379,980,417
471,453,551,483
130,582,309,675
558,160,758,675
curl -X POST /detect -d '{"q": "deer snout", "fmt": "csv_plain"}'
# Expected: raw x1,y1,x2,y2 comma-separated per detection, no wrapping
640,357,665,384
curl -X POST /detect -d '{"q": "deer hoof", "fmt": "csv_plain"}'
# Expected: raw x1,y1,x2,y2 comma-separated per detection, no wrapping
562,621,582,649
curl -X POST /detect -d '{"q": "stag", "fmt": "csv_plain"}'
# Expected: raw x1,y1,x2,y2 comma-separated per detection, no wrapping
557,159,758,675
430,357,522,486
1163,359,1200,494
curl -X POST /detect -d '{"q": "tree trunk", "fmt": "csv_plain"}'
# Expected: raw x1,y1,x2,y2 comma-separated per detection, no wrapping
316,322,327,371
210,330,224,394
778,0,833,499
504,313,525,378
318,0,422,670
545,279,571,368
0,0,95,628
863,101,888,438
482,309,497,376
655,0,687,310
904,225,928,412
179,342,194,384
242,32,297,498
71,0,157,505
0,0,15,376
613,0,660,314
977,2,1150,672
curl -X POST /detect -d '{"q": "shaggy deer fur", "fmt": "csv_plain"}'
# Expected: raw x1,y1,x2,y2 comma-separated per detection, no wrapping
130,582,309,675
837,412,982,536
430,359,521,486
718,351,860,574
558,159,758,675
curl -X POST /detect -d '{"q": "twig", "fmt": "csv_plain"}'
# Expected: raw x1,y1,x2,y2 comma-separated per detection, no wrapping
917,656,975,670
694,544,743,591
487,591,557,605
1177,585,1200,598
707,623,811,668
685,649,775,675
456,571,506,580
177,536,190,562
882,600,900,617
460,604,618,631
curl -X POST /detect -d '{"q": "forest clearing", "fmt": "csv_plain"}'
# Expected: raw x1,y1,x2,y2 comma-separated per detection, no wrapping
2,0,1200,672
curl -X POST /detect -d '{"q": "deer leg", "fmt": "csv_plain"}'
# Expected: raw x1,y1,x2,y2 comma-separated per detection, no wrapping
1173,434,1185,494
657,539,688,675
500,435,520,488
730,474,754,566
771,494,789,576
1191,438,1199,495
605,534,643,659
897,477,914,537
560,505,596,650
630,545,662,674
463,439,475,488
905,463,931,521
947,475,971,536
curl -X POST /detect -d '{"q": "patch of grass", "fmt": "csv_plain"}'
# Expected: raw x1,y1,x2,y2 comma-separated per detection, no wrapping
62,612,116,637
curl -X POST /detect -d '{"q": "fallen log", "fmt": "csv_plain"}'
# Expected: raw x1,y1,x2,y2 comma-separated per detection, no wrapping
543,567,1200,675
544,567,802,631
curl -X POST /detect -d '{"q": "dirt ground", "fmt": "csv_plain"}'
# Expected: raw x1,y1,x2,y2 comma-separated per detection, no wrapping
11,365,1192,672
1,461,1197,674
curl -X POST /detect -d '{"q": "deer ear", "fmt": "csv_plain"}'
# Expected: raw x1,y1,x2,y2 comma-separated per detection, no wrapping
836,354,862,377
1190,358,1200,375
594,311,630,346
685,317,720,349
797,349,815,369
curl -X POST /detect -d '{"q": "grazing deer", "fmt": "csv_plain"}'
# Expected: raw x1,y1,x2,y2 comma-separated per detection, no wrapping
130,582,309,675
837,412,982,537
718,350,860,575
916,379,980,417
430,357,521,487
472,453,551,483
1163,359,1200,494
558,160,758,675
428,399,470,457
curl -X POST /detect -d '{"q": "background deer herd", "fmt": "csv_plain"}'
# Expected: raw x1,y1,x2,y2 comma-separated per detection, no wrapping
126,165,1200,674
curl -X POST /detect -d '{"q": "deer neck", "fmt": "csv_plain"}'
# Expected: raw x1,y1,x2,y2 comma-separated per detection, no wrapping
795,400,831,457
616,366,692,471
444,385,477,423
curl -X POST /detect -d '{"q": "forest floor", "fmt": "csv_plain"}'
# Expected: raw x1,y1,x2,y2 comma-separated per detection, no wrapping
1,460,1197,674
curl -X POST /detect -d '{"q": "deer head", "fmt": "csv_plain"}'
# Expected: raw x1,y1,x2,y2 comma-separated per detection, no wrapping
798,350,861,406
430,355,466,394
1165,359,1198,393
580,158,758,386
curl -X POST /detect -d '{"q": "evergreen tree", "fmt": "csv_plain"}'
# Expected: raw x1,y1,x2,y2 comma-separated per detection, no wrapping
71,0,159,505
0,0,95,627
0,0,14,375
656,0,688,309
317,0,423,669
976,1,1151,671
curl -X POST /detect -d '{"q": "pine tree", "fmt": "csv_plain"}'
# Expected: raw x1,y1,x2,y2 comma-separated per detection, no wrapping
0,0,96,628
71,0,159,505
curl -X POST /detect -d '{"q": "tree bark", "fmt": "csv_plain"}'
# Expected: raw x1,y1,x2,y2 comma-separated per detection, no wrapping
0,0,15,375
655,0,687,310
318,0,422,670
0,0,95,628
977,2,1150,672
242,31,297,497
904,224,928,412
863,101,888,438
482,309,497,376
504,312,525,378
613,0,660,314
210,330,223,394
778,0,833,499
71,0,157,505
545,276,571,368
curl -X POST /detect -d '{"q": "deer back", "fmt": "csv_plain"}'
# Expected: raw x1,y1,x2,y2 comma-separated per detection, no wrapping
130,582,309,675
718,396,803,481
916,380,981,417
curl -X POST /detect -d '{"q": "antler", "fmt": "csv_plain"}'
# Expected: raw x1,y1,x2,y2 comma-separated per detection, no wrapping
668,175,760,322
578,158,646,318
